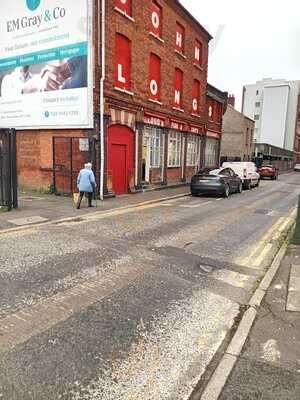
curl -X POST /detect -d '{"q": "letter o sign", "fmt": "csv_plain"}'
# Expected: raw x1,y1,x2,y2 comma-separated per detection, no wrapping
193,99,198,111
150,79,158,95
152,11,160,29
120,0,127,3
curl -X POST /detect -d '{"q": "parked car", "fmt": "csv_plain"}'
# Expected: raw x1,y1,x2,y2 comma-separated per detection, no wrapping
222,162,260,189
294,164,300,172
258,165,278,180
191,167,242,198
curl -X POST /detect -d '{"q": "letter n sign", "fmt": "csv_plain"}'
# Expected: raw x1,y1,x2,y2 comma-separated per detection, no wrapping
150,1,162,37
115,0,132,16
149,53,161,101
115,34,131,91
174,68,183,108
192,80,200,114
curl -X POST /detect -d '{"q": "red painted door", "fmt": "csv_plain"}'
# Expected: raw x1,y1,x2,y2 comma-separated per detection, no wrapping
111,144,127,195
108,125,134,195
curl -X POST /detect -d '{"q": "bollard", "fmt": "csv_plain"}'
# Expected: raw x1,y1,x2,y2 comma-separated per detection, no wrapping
292,195,300,245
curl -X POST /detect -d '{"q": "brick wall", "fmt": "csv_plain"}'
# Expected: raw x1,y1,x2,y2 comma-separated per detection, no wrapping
221,106,254,160
105,0,210,126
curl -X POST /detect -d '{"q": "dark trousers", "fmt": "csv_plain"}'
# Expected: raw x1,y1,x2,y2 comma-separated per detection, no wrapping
77,191,93,208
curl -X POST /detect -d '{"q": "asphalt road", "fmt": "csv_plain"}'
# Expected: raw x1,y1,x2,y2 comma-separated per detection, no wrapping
0,173,299,400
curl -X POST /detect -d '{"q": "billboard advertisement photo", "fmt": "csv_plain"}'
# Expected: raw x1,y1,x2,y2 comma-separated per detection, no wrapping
0,0,93,129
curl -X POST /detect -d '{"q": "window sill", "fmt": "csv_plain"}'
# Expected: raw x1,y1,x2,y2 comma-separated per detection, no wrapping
172,107,184,113
167,165,181,168
191,113,200,118
114,87,134,96
174,49,186,60
113,7,135,22
148,98,163,105
149,32,165,44
193,62,204,71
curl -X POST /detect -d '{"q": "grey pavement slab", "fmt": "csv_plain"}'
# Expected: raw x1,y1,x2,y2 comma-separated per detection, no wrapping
219,246,300,400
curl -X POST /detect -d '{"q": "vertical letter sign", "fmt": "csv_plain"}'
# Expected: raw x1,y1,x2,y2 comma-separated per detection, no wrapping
150,1,162,37
195,39,202,65
115,0,132,16
175,22,185,53
192,80,200,114
115,34,131,91
149,53,161,102
174,68,183,108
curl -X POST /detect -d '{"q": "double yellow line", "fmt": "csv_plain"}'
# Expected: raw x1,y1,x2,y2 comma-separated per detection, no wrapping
238,207,296,269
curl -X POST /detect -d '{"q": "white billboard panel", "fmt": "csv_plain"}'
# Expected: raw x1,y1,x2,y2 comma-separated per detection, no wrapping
0,0,93,129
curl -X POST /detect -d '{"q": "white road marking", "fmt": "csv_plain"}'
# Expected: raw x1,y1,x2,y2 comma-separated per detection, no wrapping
180,201,212,209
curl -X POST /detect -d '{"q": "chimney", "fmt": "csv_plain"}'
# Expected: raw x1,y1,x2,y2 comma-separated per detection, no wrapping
228,94,235,108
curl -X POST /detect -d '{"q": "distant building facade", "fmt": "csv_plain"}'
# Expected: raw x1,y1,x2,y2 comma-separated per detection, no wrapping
241,78,300,152
220,104,254,163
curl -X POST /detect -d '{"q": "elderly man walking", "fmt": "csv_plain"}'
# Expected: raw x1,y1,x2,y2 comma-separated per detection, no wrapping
76,163,96,209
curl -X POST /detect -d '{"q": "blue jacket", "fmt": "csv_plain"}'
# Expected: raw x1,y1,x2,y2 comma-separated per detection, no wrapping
77,169,96,193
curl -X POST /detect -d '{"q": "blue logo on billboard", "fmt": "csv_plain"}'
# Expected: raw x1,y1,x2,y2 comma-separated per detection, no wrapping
45,111,50,118
26,0,41,11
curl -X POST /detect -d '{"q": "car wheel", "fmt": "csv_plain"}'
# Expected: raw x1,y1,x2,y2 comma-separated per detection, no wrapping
256,179,260,187
191,191,198,197
223,184,230,198
245,180,251,190
237,182,243,193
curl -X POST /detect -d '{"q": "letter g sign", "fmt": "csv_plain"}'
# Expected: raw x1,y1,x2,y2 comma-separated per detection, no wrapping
26,0,41,11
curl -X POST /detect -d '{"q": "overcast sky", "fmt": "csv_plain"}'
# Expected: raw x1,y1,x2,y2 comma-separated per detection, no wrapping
181,0,300,110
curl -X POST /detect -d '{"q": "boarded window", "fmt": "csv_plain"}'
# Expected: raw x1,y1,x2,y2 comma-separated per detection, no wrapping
175,22,185,53
149,53,161,102
115,33,131,91
115,0,132,16
192,80,200,114
150,1,162,38
174,68,183,108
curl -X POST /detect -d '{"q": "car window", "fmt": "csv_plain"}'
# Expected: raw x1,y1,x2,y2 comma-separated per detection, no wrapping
220,169,229,176
228,168,235,177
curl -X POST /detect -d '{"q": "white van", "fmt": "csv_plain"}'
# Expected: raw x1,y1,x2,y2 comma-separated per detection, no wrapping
222,162,260,189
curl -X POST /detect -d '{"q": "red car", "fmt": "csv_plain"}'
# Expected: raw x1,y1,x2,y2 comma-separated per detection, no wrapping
258,165,279,180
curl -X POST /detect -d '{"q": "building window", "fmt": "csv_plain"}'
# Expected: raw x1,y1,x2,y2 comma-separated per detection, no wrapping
168,132,182,167
254,114,260,120
192,80,200,114
149,53,161,102
205,138,219,167
144,127,164,168
115,33,131,91
187,136,199,166
194,39,203,65
255,102,261,107
150,1,162,38
175,22,185,54
173,68,183,109
115,0,132,17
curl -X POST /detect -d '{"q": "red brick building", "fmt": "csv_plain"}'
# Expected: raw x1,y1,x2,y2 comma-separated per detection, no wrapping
15,0,227,196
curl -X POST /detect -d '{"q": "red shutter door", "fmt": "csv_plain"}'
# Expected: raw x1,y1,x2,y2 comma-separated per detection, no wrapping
150,1,162,37
194,39,202,65
175,23,185,53
115,0,132,16
174,68,183,108
149,53,161,102
115,34,131,91
192,80,200,114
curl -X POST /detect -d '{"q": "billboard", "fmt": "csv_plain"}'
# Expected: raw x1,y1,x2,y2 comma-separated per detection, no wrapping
0,0,93,129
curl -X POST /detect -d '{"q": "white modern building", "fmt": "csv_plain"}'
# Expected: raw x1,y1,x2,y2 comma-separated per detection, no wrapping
241,78,300,151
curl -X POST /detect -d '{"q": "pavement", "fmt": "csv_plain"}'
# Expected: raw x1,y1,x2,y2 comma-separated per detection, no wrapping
0,185,190,231
217,243,300,400
0,173,299,400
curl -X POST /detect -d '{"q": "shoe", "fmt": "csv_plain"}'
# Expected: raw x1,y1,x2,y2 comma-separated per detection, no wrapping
88,205,94,208
76,205,80,209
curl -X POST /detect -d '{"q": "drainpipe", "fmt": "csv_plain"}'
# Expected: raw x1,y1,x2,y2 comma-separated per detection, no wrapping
99,0,105,201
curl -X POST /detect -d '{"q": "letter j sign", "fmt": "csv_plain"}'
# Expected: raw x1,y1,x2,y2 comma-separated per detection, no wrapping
26,0,41,11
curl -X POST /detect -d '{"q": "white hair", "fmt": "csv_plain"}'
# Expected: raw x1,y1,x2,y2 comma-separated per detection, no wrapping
85,162,92,170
